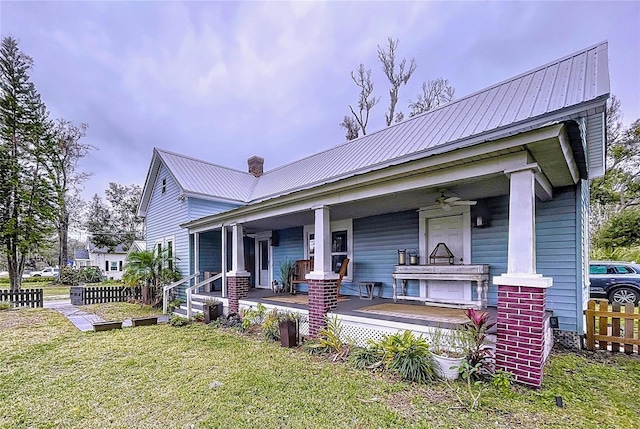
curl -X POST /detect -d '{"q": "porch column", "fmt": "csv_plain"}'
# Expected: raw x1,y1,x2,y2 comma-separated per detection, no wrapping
194,232,201,289
221,226,227,298
494,164,553,388
227,223,250,314
306,206,339,337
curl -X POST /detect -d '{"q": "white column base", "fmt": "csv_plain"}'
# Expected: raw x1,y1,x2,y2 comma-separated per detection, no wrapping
227,270,251,278
306,271,340,281
493,273,553,288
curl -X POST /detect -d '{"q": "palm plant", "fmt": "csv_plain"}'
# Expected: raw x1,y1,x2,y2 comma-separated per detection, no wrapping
123,248,180,306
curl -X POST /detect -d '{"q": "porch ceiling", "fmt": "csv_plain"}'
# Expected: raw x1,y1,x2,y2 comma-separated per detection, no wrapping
241,175,510,234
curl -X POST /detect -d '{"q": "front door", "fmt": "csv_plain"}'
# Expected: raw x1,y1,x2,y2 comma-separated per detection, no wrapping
257,239,270,288
426,215,471,301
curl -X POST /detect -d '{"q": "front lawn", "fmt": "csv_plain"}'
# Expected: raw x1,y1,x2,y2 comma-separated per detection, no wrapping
0,307,639,428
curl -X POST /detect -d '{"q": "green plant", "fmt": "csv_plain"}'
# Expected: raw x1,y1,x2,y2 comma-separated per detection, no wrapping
192,313,205,323
167,298,183,312
373,331,437,383
448,360,487,411
463,308,495,376
0,300,12,310
350,347,383,370
169,315,190,327
239,303,266,332
303,315,353,361
278,259,295,293
429,325,470,358
261,309,281,341
492,369,513,393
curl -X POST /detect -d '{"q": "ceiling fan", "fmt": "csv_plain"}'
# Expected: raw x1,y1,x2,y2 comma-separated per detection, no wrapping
423,190,477,211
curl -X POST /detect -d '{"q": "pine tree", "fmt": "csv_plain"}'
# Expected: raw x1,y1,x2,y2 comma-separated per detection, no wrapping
0,36,57,291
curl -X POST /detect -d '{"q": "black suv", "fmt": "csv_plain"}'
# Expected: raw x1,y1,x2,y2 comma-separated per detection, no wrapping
590,261,640,304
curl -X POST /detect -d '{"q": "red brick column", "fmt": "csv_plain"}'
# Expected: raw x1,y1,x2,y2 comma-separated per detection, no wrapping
227,275,250,314
308,278,338,337
496,284,547,388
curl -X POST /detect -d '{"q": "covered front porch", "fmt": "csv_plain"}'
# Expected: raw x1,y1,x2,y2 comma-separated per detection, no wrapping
177,287,504,349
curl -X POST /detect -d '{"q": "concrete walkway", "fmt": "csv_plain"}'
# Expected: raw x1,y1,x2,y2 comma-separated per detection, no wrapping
44,300,169,332
44,300,104,332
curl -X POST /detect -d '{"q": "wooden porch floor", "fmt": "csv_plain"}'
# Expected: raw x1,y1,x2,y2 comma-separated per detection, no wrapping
196,287,498,332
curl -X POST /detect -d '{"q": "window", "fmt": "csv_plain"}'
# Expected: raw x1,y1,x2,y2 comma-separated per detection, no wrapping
590,265,607,275
161,178,167,194
155,236,174,270
110,261,118,271
304,219,352,279
167,240,173,270
615,265,635,274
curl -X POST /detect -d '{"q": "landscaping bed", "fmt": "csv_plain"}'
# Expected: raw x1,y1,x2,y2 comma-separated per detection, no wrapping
0,307,639,428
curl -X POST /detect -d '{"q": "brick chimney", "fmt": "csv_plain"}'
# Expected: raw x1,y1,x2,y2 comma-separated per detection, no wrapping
247,155,264,177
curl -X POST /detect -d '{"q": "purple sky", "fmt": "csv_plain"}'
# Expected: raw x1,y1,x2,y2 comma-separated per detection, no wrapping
2,1,639,202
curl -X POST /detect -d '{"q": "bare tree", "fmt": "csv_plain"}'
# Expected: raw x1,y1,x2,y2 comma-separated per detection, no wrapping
378,38,417,126
339,115,359,141
409,78,455,117
348,64,380,136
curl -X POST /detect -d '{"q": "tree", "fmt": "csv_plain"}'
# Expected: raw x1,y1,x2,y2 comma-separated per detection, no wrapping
346,64,379,137
104,182,145,244
377,37,416,126
123,248,179,306
85,194,119,250
339,115,359,141
409,78,456,117
0,36,57,291
590,95,640,240
44,119,92,269
594,207,640,249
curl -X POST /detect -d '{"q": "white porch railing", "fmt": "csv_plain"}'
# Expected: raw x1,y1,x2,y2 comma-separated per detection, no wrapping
186,272,223,319
162,272,199,315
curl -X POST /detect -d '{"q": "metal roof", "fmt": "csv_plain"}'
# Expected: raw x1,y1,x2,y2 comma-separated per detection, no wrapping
145,42,609,208
157,149,257,202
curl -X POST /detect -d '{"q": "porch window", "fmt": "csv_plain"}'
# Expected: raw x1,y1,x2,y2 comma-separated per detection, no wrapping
304,219,352,279
110,261,118,271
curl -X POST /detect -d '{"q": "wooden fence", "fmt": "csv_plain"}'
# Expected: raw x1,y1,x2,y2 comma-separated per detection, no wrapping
584,300,640,354
0,289,43,308
73,286,142,305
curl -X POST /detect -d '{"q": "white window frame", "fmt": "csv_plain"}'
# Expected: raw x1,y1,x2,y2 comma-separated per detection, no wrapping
110,261,118,272
154,235,175,270
304,219,353,281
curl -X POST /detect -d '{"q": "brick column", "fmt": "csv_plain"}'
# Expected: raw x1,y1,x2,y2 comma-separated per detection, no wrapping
495,283,547,388
308,278,338,337
227,275,249,314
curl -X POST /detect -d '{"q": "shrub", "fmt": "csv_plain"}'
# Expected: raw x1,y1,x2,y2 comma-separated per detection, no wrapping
352,331,438,384
302,316,353,361
169,316,190,327
60,266,104,285
262,309,281,342
0,300,12,311
238,303,266,332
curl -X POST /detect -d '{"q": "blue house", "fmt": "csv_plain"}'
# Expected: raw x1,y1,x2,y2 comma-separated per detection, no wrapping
138,42,609,387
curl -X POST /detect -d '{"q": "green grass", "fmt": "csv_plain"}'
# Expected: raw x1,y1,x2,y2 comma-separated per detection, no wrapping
81,302,162,321
1,308,639,428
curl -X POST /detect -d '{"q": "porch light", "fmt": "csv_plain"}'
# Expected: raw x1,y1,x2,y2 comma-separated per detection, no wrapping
429,242,454,265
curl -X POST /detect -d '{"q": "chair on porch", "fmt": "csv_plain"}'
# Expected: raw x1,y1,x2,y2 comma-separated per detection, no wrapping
336,258,350,298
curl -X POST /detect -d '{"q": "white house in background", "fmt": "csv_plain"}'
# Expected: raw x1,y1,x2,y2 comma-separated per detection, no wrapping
73,249,91,267
126,240,146,259
78,242,128,281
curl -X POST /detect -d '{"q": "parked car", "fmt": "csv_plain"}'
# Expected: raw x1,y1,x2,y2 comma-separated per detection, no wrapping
589,261,640,305
30,267,59,277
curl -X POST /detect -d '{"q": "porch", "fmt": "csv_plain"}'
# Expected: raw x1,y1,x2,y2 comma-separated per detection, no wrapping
178,287,502,348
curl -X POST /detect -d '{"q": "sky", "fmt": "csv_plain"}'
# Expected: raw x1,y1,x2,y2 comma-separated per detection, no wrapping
1,1,639,201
